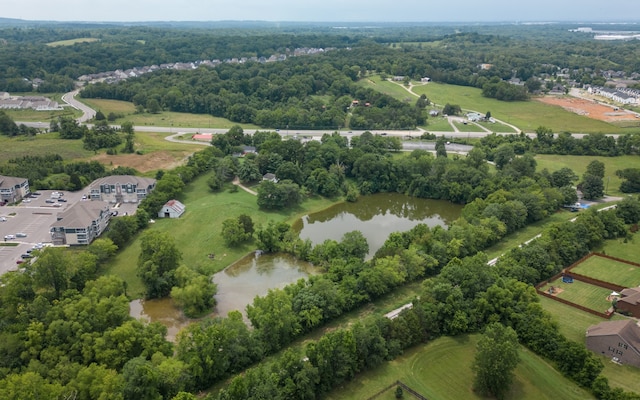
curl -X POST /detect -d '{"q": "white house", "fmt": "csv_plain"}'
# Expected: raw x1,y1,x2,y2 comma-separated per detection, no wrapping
158,199,186,218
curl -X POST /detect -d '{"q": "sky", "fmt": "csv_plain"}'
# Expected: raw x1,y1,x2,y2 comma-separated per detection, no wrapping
2,0,639,23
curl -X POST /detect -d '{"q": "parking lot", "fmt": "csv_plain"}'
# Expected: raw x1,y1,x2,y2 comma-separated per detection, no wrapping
0,189,97,274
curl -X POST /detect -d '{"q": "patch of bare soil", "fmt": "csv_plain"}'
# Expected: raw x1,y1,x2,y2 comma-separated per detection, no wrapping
536,96,638,122
91,150,192,173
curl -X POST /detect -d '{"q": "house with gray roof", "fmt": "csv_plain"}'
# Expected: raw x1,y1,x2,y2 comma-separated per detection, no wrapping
89,175,156,204
0,175,30,204
50,201,111,245
586,320,640,368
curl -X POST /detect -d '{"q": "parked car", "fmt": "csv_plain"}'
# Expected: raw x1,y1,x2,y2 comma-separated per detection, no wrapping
0,217,6,222
81,195,87,200
111,210,119,216
16,259,24,265
4,234,15,240
45,199,55,203
57,198,67,202
53,203,62,207
16,233,27,238
23,199,31,203
32,192,41,196
21,254,33,259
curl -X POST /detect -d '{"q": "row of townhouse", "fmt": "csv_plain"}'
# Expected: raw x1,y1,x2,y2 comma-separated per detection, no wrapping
587,86,640,105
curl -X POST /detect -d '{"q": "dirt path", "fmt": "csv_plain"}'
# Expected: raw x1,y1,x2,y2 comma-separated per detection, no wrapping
232,177,257,195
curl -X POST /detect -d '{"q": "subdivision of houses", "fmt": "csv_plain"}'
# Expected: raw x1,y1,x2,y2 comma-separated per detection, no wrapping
0,175,30,204
586,319,640,368
88,175,156,203
50,201,112,245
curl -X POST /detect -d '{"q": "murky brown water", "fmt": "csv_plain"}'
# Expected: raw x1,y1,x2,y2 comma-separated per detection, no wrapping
294,192,462,258
129,298,190,341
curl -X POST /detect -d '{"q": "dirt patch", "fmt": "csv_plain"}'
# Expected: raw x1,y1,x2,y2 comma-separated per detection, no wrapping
535,96,638,122
546,286,564,296
91,150,192,173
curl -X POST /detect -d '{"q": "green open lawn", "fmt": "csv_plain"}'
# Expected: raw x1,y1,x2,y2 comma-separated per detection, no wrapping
539,280,612,315
537,296,639,393
0,134,93,164
453,121,486,132
571,255,640,288
103,171,337,298
357,75,418,103
411,82,633,134
2,105,80,122
477,120,518,133
326,335,593,400
596,235,639,261
79,98,261,129
534,154,640,197
46,37,100,46
423,116,453,132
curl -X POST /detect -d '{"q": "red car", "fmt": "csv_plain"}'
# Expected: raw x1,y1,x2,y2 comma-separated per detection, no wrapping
16,259,24,264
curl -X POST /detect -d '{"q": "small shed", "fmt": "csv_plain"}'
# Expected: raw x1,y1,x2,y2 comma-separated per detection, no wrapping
158,199,186,219
263,173,278,183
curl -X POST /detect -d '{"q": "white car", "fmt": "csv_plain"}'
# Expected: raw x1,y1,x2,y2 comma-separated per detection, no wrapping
23,199,31,203
0,217,6,222
4,234,15,240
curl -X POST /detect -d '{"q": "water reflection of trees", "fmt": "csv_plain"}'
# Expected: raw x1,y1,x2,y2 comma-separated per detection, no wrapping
304,193,461,224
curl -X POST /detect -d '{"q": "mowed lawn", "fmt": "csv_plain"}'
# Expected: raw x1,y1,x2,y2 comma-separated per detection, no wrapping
104,170,336,298
326,335,593,400
80,98,261,129
357,75,418,103
538,296,639,394
597,235,640,261
539,280,612,314
411,82,627,134
535,154,640,197
571,255,640,288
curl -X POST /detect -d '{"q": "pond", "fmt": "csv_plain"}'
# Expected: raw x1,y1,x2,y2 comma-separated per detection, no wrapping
293,192,462,258
130,193,461,336
130,253,316,337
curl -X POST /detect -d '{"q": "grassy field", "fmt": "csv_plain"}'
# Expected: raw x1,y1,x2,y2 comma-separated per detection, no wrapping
79,98,261,129
595,235,639,261
326,335,593,400
453,121,486,132
571,255,640,288
537,296,639,394
423,116,454,132
47,38,100,46
535,154,640,197
103,171,337,298
357,76,417,103
0,134,94,164
2,106,80,122
539,280,612,314
477,120,518,133
411,82,633,134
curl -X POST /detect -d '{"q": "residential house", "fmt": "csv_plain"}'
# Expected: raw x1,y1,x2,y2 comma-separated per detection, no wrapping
50,201,111,245
420,77,431,83
615,287,640,317
263,173,278,183
158,199,186,219
89,175,156,204
0,175,30,204
586,320,640,368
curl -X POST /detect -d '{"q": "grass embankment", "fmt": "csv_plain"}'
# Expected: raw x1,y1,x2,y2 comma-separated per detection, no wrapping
357,76,418,102
423,116,454,132
79,98,261,130
571,255,640,287
411,82,631,134
2,105,81,122
326,335,593,400
103,171,337,298
535,154,640,197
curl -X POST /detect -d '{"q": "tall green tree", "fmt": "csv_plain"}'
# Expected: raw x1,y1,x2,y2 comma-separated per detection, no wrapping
137,231,182,298
472,323,520,400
